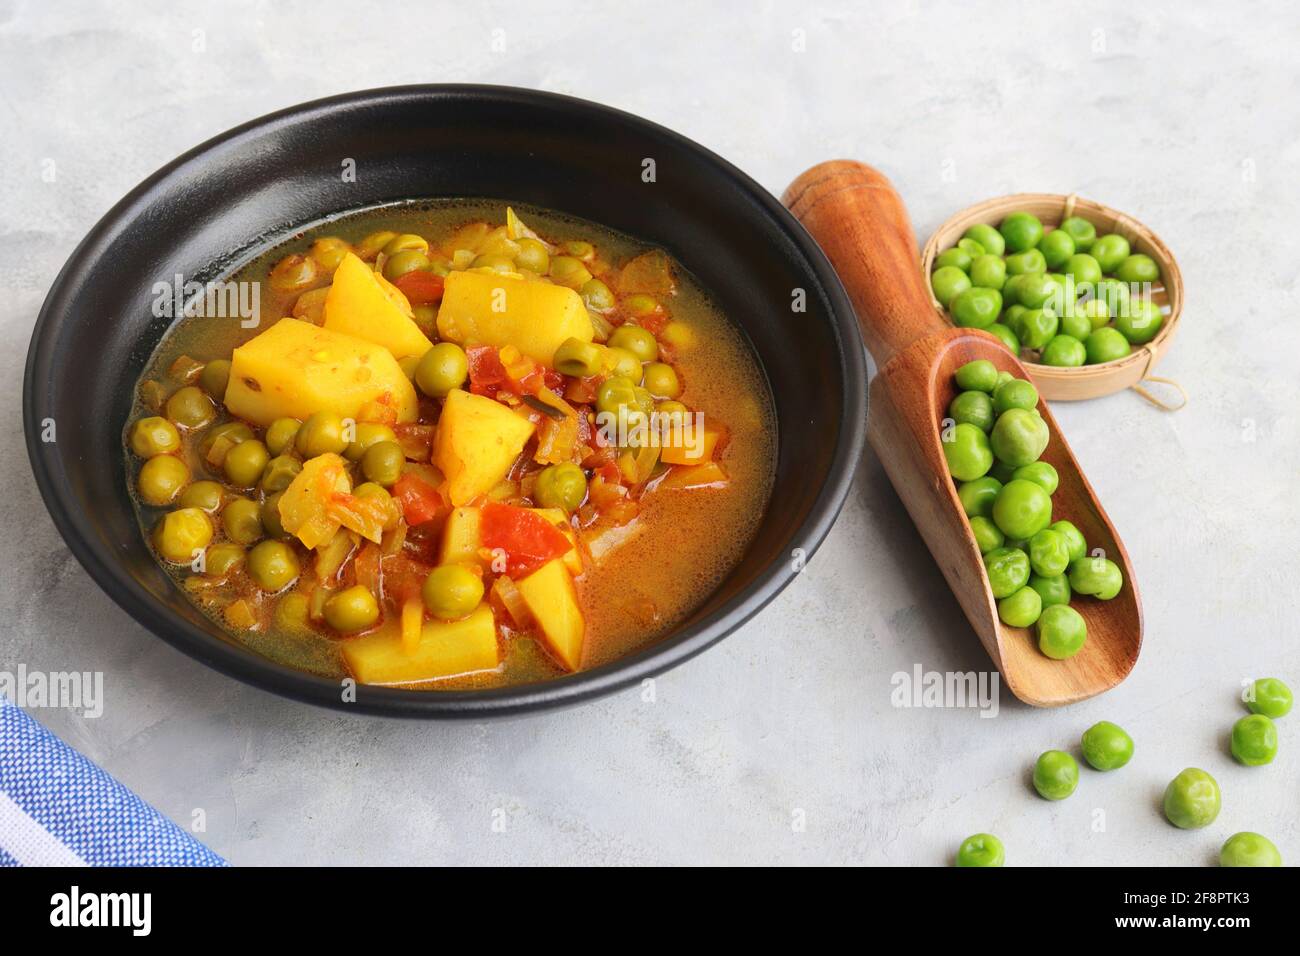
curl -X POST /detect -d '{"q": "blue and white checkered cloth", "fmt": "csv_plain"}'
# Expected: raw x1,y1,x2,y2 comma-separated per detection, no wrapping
0,695,225,866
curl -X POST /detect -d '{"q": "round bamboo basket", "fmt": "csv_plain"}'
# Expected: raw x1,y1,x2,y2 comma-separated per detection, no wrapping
920,193,1184,403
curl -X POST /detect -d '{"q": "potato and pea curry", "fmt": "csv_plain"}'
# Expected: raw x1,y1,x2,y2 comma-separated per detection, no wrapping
126,201,775,688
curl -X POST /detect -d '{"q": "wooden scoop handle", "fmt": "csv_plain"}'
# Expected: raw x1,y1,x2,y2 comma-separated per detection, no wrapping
783,161,946,365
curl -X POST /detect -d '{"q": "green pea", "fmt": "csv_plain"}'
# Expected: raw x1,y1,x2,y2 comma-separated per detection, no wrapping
1040,334,1086,367
963,223,1006,257
265,418,302,456
596,375,639,420
356,230,397,260
1092,278,1130,317
130,416,181,458
471,254,516,273
1059,216,1096,252
1115,300,1163,345
199,359,231,398
1037,604,1087,659
221,497,265,545
224,439,270,488
415,342,470,399
165,385,216,429
955,359,999,393
969,516,1005,554
153,508,213,563
580,278,615,311
955,833,1004,867
383,249,431,282
138,455,190,506
1220,832,1282,868
992,378,1037,414
310,236,352,272
1012,308,1058,351
985,322,1020,354
1005,249,1046,276
180,480,225,513
261,491,289,540
1091,234,1131,273
361,441,405,487
549,338,600,379
1057,308,1093,341
1010,273,1055,310
204,542,245,577
983,547,1030,599
935,248,972,272
942,422,993,481
1246,677,1293,719
999,212,1043,254
1050,521,1087,561
990,408,1049,468
324,585,380,634
992,479,1052,540
1028,529,1070,577
1080,721,1134,771
256,454,299,494
247,540,299,592
1068,555,1123,600
382,233,429,257
642,362,681,399
296,412,348,458
1033,750,1078,800
931,265,972,308
422,564,484,619
1037,229,1076,270
969,255,1006,291
1162,768,1220,829
534,462,588,512
548,255,592,289
998,585,1042,627
1028,573,1070,608
608,324,659,362
957,476,1002,518
514,238,550,274
949,390,995,432
957,238,985,258
1010,461,1058,496
1063,253,1102,287
1115,253,1159,284
1231,714,1278,766
950,287,1002,329
346,422,397,462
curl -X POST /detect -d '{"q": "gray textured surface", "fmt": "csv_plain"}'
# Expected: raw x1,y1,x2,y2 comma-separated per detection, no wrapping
2,0,1298,865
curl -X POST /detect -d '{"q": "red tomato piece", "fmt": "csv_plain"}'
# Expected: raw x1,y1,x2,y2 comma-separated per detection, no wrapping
393,270,445,306
479,502,572,577
392,473,443,526
467,346,508,398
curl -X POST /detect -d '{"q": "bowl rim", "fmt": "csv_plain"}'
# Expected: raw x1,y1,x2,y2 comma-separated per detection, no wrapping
23,84,868,718
919,191,1183,399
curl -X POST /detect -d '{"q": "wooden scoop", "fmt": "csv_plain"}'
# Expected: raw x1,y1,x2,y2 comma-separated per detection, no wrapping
785,161,1141,706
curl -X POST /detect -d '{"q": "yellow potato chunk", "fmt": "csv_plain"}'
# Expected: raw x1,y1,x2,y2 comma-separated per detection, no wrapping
322,252,433,360
436,270,594,367
277,452,350,550
433,389,534,506
440,505,581,574
224,318,418,427
516,559,584,671
342,604,500,685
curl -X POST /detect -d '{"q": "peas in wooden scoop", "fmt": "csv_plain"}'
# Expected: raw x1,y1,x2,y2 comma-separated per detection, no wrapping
1012,461,1058,495
990,408,1049,467
983,547,1031,599
1028,529,1070,577
992,378,1038,414
942,422,993,481
963,223,1006,257
957,476,1002,518
949,390,995,432
969,516,1005,555
1050,520,1086,561
998,585,1042,628
1068,555,1123,599
950,287,1002,329
992,479,1052,540
955,360,999,393
999,212,1043,254
1028,573,1071,608
1036,604,1087,659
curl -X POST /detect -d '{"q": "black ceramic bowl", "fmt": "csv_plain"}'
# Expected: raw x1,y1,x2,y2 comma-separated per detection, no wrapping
24,86,866,717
